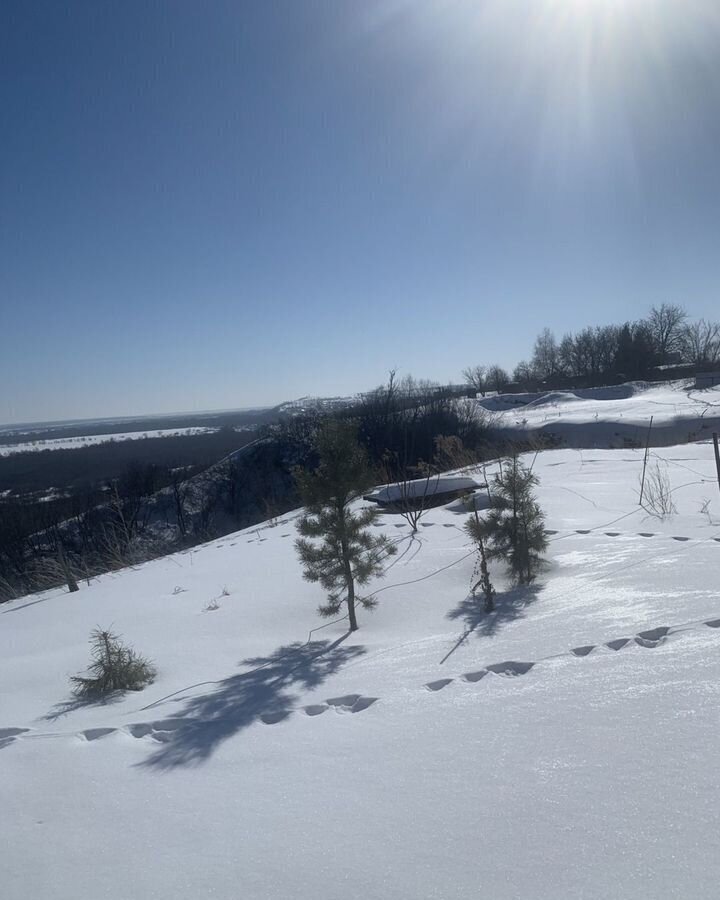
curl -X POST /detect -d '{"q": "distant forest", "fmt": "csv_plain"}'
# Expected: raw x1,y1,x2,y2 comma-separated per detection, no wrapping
462,304,719,394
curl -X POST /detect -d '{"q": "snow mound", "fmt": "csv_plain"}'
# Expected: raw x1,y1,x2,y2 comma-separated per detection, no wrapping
524,391,584,408
366,475,480,504
572,381,650,401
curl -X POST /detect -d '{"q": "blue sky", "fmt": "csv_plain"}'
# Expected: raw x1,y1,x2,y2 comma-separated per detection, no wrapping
2,0,720,424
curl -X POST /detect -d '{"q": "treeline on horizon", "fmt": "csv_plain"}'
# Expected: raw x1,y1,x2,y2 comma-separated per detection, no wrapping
461,304,719,394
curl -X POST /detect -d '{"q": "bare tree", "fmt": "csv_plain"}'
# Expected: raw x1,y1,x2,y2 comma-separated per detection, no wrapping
381,453,439,533
462,365,487,396
647,304,688,363
681,319,720,367
512,360,534,387
531,328,560,381
485,364,510,393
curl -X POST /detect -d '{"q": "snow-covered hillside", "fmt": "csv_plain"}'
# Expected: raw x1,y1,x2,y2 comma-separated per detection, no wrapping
3,442,720,899
483,379,720,448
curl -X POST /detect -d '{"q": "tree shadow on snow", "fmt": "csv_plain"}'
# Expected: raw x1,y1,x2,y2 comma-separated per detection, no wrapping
441,584,541,664
137,634,365,770
43,691,125,722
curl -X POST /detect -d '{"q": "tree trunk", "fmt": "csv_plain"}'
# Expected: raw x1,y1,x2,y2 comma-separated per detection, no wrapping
346,575,358,631
339,506,359,632
58,545,79,593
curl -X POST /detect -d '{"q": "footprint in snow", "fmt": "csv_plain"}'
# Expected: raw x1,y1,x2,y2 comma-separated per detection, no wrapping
605,638,631,651
425,678,454,691
303,704,329,717
634,626,670,648
81,727,117,742
486,661,535,677
462,670,488,683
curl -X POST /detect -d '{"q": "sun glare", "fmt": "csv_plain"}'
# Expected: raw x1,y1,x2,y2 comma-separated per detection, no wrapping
362,0,720,180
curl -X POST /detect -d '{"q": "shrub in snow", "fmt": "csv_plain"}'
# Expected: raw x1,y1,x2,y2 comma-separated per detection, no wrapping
71,628,157,698
380,452,439,533
464,510,496,612
641,462,677,519
295,422,396,632
482,456,547,584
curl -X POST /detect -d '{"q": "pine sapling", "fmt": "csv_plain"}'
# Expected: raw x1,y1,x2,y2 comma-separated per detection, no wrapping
484,456,547,584
295,422,396,631
465,508,495,612
71,628,157,698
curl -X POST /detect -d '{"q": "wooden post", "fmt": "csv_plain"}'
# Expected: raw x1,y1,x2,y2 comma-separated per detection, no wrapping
639,416,654,506
713,433,720,497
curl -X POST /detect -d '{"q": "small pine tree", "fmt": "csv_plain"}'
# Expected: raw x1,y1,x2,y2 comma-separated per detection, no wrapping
484,456,547,584
464,509,496,612
295,422,396,631
71,628,157,698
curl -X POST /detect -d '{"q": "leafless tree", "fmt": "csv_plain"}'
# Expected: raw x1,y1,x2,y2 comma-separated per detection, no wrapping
647,304,688,363
381,453,439,533
485,364,510,393
512,360,534,386
531,328,560,381
462,365,488,396
681,319,720,367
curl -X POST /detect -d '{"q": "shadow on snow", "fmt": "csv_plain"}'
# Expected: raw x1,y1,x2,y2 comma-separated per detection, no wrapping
138,634,365,770
441,583,541,664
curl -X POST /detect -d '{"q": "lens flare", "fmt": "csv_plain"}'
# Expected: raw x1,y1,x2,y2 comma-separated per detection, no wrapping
358,0,720,184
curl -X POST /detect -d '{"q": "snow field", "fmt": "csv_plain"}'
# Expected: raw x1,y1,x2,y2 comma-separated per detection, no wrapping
2,443,720,898
483,380,720,448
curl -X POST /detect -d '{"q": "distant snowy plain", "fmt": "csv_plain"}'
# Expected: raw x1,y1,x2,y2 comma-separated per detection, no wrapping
0,426,222,456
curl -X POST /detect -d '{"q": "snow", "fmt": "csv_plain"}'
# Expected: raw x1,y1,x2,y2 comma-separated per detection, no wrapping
2,442,720,898
366,474,481,503
0,426,220,456
481,380,720,448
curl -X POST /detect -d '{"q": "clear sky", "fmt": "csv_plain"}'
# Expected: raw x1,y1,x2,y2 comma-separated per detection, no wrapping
2,0,720,424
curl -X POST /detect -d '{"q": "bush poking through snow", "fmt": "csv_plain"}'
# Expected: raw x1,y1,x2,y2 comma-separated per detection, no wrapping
70,628,157,698
641,462,677,519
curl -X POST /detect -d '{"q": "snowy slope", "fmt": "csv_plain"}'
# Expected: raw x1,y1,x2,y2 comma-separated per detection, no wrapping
483,380,720,448
2,443,720,899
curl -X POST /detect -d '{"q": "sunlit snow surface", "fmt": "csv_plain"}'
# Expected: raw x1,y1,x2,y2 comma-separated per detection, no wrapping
482,379,720,448
3,443,720,899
